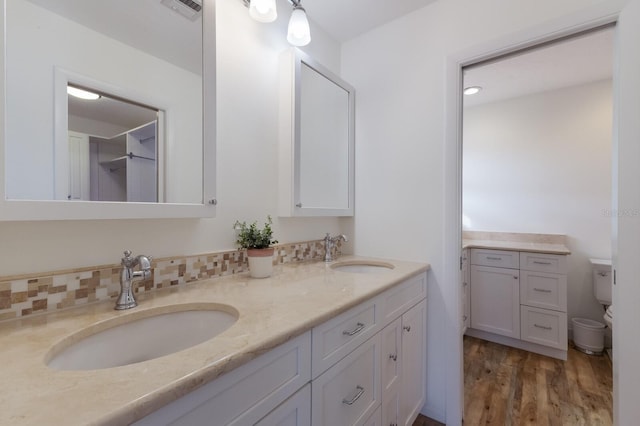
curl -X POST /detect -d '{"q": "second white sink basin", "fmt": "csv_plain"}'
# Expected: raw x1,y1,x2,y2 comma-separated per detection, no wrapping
331,261,395,274
46,303,238,371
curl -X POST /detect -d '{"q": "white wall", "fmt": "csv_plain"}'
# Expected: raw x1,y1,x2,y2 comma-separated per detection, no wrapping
463,80,612,325
341,0,624,422
0,0,348,276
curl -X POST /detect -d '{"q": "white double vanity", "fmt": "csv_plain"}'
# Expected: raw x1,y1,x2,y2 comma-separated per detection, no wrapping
0,258,428,426
462,232,571,360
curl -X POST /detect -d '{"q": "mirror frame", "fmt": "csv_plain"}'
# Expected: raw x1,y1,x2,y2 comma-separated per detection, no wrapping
0,0,216,220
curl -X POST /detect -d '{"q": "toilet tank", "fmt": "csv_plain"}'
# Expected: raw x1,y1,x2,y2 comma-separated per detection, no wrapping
590,258,612,305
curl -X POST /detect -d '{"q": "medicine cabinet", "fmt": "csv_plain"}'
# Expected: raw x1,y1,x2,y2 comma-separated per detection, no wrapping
278,49,355,217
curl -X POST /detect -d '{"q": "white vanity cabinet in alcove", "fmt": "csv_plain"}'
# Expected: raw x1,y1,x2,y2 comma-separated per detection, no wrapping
278,48,355,217
467,248,568,360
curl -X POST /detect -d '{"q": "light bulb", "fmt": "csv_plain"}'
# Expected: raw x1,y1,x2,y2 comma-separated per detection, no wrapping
249,0,277,23
287,6,311,46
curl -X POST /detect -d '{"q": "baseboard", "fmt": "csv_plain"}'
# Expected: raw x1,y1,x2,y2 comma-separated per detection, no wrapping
465,328,567,360
421,404,446,424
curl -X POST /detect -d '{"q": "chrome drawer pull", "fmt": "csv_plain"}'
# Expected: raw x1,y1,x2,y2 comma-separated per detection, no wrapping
403,325,411,332
462,315,468,322
486,256,502,260
534,324,552,331
533,261,552,265
342,385,365,405
389,353,398,361
343,322,365,336
533,288,552,293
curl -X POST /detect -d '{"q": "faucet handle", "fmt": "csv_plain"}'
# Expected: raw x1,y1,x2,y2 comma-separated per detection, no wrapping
122,250,135,266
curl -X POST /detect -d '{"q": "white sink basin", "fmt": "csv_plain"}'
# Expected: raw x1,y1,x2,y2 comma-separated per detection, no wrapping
331,261,395,273
46,304,238,371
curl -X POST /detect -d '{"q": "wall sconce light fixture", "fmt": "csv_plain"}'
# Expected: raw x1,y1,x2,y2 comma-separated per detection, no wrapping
242,0,311,46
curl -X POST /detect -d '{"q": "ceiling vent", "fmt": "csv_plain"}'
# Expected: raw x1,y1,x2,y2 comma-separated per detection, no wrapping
161,0,203,21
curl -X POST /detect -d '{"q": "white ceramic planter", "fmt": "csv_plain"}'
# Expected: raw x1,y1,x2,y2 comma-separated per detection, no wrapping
247,248,275,278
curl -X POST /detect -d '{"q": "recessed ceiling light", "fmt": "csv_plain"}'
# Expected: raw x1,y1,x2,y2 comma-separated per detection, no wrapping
67,86,101,100
463,86,482,96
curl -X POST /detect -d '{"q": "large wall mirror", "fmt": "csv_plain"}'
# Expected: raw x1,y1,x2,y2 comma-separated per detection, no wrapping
0,0,216,220
279,49,355,217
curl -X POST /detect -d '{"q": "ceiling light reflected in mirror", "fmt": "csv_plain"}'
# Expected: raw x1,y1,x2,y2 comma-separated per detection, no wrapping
67,86,101,100
463,86,482,96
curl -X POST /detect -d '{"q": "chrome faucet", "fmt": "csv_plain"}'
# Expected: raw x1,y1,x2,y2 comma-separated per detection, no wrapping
323,233,348,262
115,250,152,310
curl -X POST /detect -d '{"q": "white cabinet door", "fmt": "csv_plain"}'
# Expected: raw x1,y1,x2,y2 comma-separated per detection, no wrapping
400,300,427,426
461,249,470,333
381,318,401,426
382,387,400,426
68,131,90,200
381,318,402,394
470,265,520,338
256,384,311,426
363,406,383,426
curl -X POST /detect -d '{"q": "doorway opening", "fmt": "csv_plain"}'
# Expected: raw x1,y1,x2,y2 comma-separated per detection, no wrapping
460,26,614,423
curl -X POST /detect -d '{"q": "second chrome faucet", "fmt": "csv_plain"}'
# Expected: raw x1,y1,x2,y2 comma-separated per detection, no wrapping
324,233,347,262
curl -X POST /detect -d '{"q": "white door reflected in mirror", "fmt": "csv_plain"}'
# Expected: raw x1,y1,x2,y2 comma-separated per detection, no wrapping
66,85,159,202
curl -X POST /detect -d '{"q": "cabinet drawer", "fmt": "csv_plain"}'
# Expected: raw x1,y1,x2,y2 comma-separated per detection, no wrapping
135,332,311,426
470,249,519,269
312,334,381,426
520,306,568,350
312,299,378,378
256,384,311,426
520,252,567,274
520,270,567,312
380,272,427,325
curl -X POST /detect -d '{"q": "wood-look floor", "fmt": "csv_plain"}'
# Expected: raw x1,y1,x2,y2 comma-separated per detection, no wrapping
413,414,445,426
463,336,612,425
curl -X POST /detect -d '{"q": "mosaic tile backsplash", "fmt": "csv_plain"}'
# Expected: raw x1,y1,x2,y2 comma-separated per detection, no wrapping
0,239,339,321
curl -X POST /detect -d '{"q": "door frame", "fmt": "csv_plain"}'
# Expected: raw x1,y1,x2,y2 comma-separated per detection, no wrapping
443,3,625,424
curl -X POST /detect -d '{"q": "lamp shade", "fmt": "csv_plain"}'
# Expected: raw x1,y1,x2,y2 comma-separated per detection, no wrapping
249,0,277,23
287,6,311,46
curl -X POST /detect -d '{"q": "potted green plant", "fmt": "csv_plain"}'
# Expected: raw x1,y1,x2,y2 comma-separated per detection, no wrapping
233,215,278,278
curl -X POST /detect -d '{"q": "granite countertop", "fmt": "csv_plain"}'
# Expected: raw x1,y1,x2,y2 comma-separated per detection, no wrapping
0,256,429,426
462,231,571,255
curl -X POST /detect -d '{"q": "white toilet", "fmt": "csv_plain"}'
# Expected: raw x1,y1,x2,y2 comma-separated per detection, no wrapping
590,258,613,327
